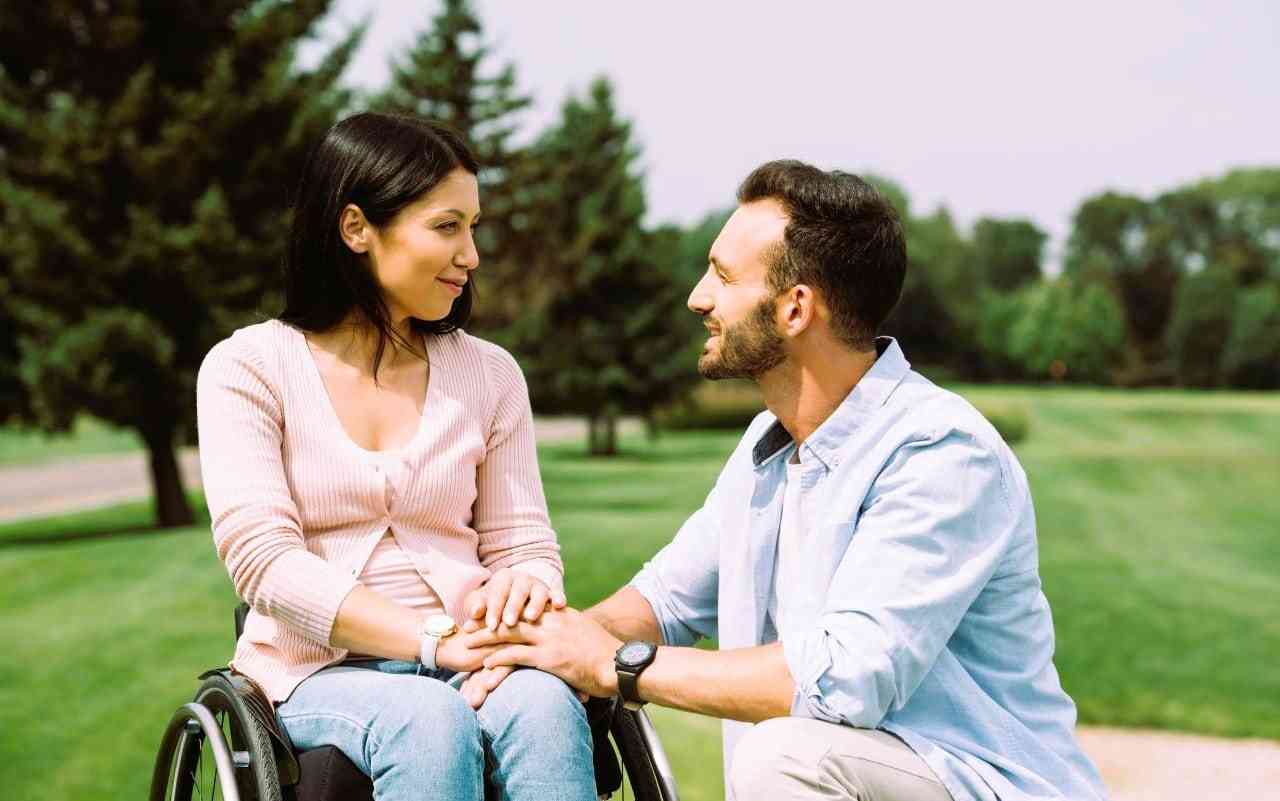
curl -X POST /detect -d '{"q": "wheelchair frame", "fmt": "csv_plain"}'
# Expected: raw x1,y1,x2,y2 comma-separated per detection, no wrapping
150,603,680,801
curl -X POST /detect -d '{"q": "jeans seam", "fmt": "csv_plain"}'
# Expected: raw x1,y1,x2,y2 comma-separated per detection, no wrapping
277,710,385,754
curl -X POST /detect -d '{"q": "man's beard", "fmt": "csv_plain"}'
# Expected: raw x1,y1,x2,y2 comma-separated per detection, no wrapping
698,295,786,380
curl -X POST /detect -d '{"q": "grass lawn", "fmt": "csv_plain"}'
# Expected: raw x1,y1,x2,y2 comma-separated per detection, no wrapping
1,385,1278,800
0,417,141,467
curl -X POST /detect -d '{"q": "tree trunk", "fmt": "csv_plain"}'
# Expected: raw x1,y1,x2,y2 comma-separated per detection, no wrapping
141,424,195,528
591,404,619,457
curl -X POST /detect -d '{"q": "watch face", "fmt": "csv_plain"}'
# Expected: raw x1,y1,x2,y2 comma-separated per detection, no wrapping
425,614,456,637
618,641,654,667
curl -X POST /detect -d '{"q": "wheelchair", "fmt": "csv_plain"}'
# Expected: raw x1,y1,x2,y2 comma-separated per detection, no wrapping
150,603,680,801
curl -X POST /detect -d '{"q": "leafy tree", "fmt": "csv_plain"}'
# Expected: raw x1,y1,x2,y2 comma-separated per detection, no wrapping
1005,279,1127,384
1223,283,1280,388
371,0,533,330
0,1,360,526
1165,267,1236,387
511,78,698,455
971,217,1046,293
1063,191,1181,382
882,206,979,371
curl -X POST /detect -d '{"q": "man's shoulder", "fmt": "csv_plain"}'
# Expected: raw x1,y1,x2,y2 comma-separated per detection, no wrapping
886,371,1012,455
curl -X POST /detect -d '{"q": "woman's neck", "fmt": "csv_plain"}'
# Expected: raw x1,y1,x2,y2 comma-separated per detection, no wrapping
309,312,425,376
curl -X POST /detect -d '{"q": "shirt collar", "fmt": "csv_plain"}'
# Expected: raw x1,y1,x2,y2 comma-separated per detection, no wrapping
752,337,912,469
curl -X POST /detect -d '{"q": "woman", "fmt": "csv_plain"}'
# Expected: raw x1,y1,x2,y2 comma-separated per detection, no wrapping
195,112,596,801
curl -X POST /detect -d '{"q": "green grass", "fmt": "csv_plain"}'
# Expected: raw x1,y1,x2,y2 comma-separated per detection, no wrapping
2,388,1279,800
0,417,141,467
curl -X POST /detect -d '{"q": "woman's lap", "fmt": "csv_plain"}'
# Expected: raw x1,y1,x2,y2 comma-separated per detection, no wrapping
276,660,594,801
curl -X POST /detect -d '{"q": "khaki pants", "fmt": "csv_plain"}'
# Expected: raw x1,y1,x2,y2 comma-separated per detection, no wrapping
730,718,954,801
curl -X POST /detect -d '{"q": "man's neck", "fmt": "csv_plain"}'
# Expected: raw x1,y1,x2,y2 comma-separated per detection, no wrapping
757,340,879,450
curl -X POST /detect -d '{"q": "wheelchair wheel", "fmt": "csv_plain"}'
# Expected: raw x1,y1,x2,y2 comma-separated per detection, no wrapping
150,673,282,801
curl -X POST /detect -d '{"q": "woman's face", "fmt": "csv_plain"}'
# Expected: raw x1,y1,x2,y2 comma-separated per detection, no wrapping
356,167,481,322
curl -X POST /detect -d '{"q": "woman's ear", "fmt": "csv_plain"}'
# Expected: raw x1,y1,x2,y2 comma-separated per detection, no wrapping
339,204,371,254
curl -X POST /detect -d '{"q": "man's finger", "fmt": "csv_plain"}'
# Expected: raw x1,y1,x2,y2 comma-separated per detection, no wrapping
482,665,514,690
484,644,539,670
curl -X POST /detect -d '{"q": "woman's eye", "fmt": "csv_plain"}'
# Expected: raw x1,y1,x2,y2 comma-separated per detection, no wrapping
437,221,459,232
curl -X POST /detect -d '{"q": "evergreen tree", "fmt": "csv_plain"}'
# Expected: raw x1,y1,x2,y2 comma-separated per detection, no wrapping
512,78,699,455
373,0,533,330
0,1,361,526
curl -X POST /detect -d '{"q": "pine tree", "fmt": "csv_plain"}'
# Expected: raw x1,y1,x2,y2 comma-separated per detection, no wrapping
372,0,533,330
0,1,361,526
512,78,699,455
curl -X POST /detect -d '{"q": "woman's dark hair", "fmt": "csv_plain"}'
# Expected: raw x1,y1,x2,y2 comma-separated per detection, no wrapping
280,112,480,377
738,159,906,349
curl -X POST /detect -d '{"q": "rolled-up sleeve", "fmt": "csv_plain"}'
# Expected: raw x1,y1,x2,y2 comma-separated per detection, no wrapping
197,338,359,646
782,427,1017,726
472,345,564,595
629,485,722,647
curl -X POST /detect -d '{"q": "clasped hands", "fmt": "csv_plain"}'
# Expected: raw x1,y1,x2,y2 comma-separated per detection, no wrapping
435,567,622,709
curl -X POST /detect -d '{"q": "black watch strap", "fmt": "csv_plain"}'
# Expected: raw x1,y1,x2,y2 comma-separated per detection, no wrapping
617,666,643,706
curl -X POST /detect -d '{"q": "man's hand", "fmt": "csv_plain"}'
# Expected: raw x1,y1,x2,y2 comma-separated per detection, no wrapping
463,568,567,631
462,607,624,698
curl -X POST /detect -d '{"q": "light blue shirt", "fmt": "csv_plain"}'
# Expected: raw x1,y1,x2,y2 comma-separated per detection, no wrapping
630,339,1107,801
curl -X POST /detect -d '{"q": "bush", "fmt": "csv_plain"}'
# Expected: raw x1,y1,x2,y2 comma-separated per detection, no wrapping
654,380,763,431
974,400,1031,445
1003,279,1127,384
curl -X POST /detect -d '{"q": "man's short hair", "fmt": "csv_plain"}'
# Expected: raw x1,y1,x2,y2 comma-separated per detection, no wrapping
737,160,907,349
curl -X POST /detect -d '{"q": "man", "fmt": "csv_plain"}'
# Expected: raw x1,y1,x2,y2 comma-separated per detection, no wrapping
461,160,1108,801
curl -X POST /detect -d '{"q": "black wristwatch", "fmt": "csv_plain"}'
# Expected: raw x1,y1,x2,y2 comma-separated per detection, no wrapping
614,640,658,710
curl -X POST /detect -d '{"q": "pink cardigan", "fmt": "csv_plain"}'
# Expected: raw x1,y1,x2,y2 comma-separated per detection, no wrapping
195,319,563,703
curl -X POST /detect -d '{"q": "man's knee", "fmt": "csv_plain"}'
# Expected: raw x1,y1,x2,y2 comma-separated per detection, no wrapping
730,718,835,800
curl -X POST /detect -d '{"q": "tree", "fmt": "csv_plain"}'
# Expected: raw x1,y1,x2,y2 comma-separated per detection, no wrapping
1063,191,1182,383
1165,267,1236,387
1004,279,1127,384
511,78,698,455
373,0,534,331
971,217,1046,293
0,1,360,526
1223,283,1280,388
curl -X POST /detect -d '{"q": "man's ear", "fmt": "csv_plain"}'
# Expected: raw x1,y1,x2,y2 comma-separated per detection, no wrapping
780,284,819,337
339,204,372,254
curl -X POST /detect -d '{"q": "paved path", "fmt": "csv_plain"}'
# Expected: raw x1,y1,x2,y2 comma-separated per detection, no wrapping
0,417,640,524
2,419,1278,799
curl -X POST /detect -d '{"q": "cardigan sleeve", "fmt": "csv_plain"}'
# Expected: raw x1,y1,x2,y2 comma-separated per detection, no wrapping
470,341,564,594
196,335,359,646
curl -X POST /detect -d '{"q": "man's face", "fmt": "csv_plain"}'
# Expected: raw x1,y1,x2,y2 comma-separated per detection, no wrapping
688,200,789,380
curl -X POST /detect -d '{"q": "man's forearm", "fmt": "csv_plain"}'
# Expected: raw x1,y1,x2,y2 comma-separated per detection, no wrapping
587,586,664,643
632,642,795,723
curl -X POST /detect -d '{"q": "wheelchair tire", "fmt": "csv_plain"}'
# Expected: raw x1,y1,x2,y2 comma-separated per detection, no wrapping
150,673,282,801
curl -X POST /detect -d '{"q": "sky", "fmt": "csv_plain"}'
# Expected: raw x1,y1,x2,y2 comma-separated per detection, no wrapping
315,1,1280,271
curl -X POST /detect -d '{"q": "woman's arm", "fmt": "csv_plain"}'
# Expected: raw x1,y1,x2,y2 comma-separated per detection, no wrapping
470,344,566,616
198,337,359,646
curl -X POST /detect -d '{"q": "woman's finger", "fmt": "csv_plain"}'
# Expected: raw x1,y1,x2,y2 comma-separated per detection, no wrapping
522,582,550,621
502,575,533,628
484,570,515,630
550,587,568,608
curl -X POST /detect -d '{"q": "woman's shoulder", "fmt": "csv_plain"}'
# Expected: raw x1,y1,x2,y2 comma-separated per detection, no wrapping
440,329,524,379
199,318,295,387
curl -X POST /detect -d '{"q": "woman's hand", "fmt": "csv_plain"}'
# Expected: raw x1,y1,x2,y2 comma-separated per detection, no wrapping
458,665,515,709
464,568,567,631
434,630,498,674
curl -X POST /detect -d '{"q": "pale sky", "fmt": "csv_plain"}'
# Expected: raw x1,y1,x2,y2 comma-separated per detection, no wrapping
315,1,1280,271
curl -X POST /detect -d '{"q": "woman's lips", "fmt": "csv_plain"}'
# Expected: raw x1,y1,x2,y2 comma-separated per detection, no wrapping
437,278,464,296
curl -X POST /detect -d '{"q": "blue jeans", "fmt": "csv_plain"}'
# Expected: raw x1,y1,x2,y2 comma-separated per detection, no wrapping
277,659,596,801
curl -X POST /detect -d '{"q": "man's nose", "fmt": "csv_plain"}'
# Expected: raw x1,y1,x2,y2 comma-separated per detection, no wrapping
688,273,713,315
